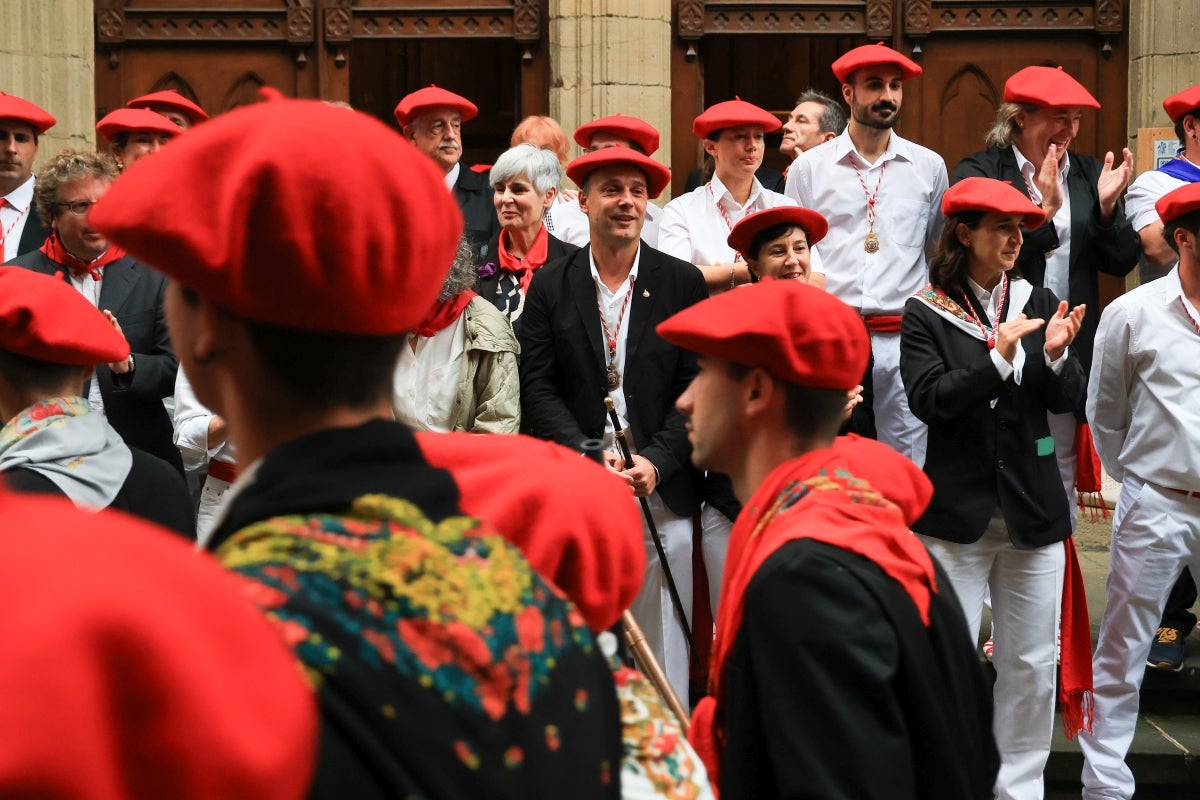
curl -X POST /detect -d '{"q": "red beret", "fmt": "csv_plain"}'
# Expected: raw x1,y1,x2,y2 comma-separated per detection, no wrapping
0,91,55,134
0,268,130,365
1155,181,1200,224
393,84,478,127
417,432,645,633
942,176,1046,229
573,114,660,156
126,89,209,125
657,281,869,391
90,94,463,335
1003,66,1099,109
727,206,830,259
832,42,922,84
0,490,317,799
566,146,672,200
1163,84,1200,123
692,97,781,139
96,107,184,142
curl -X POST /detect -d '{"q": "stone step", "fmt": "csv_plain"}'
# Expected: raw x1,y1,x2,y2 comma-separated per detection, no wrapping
1044,712,1200,795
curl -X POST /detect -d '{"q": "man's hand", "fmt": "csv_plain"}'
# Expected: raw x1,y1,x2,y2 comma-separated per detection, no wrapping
1096,147,1134,225
843,385,864,421
994,313,1045,364
605,451,659,497
1044,301,1086,361
102,310,132,374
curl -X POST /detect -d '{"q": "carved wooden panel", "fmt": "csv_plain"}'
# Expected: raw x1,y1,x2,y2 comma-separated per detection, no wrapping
699,3,871,36
906,1,1124,36
328,0,538,40
96,1,313,45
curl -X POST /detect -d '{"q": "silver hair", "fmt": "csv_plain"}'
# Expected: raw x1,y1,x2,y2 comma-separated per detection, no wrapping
438,237,480,301
489,143,562,196
984,102,1041,149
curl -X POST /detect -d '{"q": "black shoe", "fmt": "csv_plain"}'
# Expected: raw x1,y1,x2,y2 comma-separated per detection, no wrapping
1147,626,1186,672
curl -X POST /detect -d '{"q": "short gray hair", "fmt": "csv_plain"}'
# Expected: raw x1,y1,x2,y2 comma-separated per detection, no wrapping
489,143,562,196
438,236,480,302
794,89,847,136
984,102,1040,149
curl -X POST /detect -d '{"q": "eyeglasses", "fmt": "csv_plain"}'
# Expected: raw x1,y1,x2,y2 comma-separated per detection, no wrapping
56,200,96,216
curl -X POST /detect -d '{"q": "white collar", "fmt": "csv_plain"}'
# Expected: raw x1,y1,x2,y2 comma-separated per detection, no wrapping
834,126,912,167
1013,145,1070,184
443,162,461,190
588,245,641,290
709,172,762,210
3,175,35,211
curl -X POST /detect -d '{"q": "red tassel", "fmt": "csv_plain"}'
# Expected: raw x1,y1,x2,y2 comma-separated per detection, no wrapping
1060,688,1095,740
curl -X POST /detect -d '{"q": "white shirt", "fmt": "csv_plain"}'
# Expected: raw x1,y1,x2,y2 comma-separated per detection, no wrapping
392,313,468,432
1,176,35,262
785,128,947,315
1126,165,1189,281
173,367,236,471
1014,146,1072,303
444,162,461,191
589,247,642,454
658,175,824,271
1087,266,1200,488
548,199,662,249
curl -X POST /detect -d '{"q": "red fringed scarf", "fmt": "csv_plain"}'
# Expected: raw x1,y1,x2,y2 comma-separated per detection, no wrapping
1059,535,1094,739
39,232,126,281
688,447,939,788
414,291,475,338
497,225,550,296
1075,422,1110,522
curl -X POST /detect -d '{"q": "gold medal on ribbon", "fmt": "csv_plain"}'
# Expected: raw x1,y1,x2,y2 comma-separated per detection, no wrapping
864,231,880,253
606,363,620,390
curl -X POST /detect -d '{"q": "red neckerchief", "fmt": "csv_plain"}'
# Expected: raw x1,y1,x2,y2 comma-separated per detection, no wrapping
689,443,937,786
39,232,126,281
413,291,475,338
497,224,550,296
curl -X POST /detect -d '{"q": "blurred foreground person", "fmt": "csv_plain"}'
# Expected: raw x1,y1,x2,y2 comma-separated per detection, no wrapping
0,488,316,799
660,281,997,799
90,89,620,799
0,268,192,535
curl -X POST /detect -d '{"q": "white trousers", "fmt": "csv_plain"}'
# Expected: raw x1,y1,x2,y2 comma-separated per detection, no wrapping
195,474,233,548
629,492,694,704
871,330,928,466
699,503,732,617
1079,478,1200,799
920,512,1065,800
1047,410,1079,532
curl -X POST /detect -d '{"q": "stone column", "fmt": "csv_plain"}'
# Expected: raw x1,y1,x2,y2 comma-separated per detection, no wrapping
0,0,95,164
549,0,673,198
1128,0,1200,137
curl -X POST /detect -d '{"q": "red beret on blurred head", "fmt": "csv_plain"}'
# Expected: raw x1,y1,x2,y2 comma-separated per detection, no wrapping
566,146,672,200
1163,84,1200,123
832,42,922,84
727,206,830,258
942,176,1047,229
0,268,130,366
1003,66,1100,109
0,491,317,800
1155,182,1200,224
417,432,645,633
393,85,478,127
126,89,209,125
0,91,56,134
573,114,660,156
693,98,782,139
90,90,464,335
96,108,184,142
657,281,869,391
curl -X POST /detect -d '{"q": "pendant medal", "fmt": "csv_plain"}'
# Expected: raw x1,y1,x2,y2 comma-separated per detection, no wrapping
864,231,880,254
606,363,620,390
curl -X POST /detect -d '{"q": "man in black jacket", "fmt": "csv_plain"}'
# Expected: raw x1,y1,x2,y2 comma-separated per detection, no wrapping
0,92,55,261
8,149,180,473
519,145,708,703
395,85,500,248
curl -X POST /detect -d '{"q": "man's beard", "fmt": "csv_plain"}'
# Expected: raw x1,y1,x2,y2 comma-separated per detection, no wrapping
854,102,899,131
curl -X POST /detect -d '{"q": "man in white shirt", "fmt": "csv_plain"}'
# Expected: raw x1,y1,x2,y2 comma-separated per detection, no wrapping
394,85,499,247
0,93,55,262
546,114,665,248
785,43,947,465
1079,182,1200,800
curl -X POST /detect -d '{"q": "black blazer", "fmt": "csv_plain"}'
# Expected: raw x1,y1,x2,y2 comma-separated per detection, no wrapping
474,229,579,323
455,165,501,248
953,146,1140,379
15,203,49,258
518,244,708,517
900,287,1086,548
8,250,182,473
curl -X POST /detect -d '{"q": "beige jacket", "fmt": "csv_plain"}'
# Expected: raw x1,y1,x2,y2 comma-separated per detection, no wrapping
448,296,521,433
